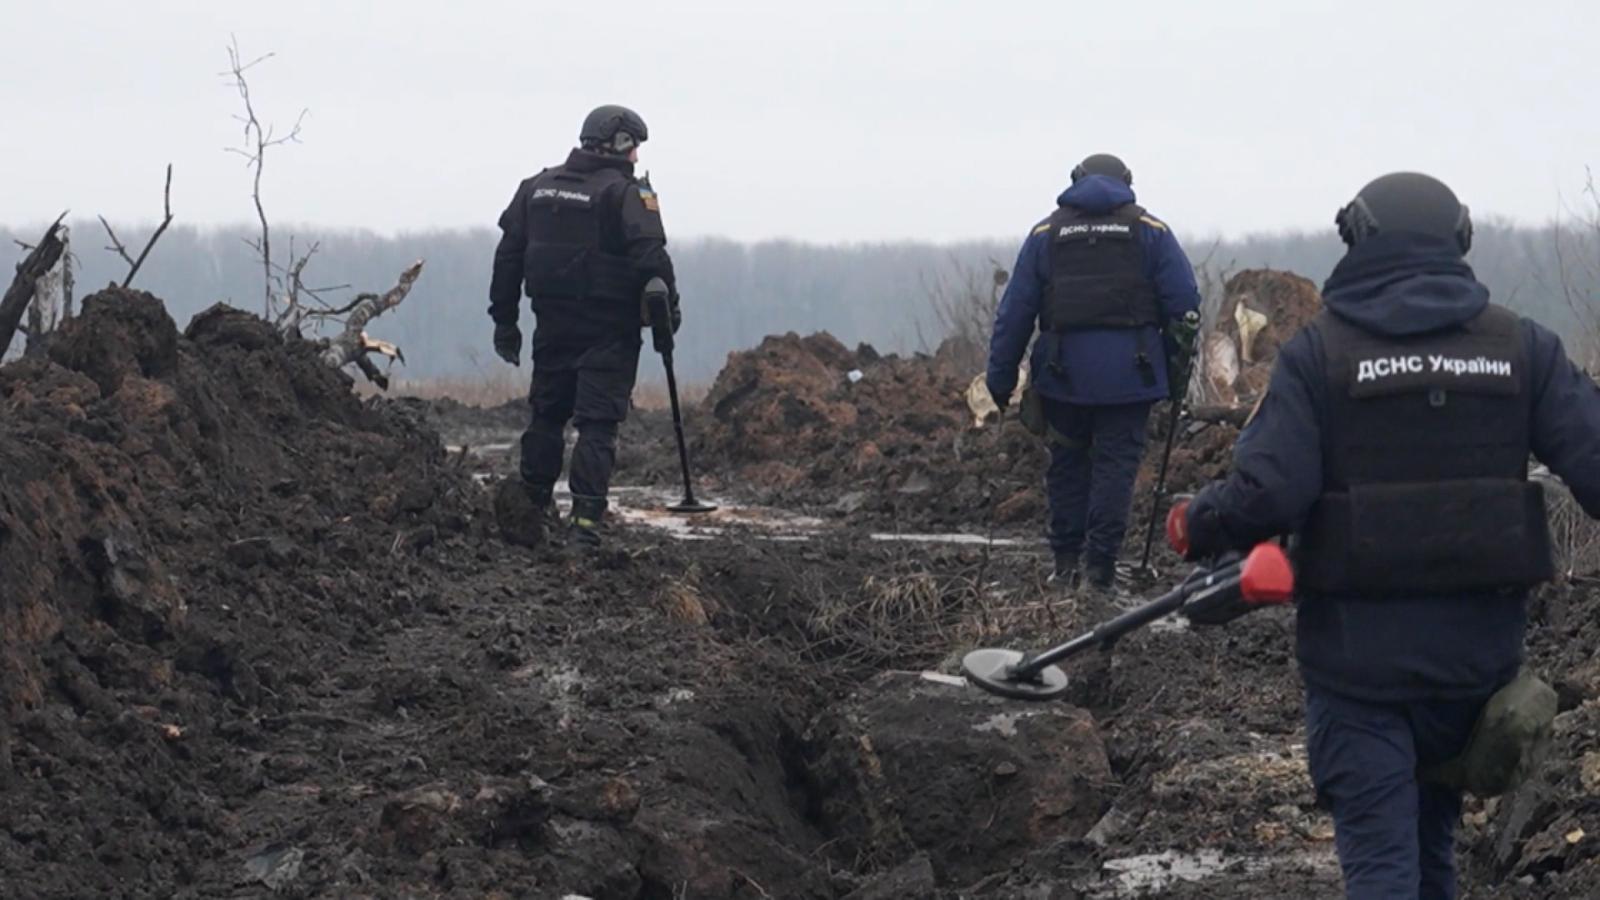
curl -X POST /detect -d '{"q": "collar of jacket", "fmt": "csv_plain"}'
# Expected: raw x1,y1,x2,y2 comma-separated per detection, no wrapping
565,148,635,176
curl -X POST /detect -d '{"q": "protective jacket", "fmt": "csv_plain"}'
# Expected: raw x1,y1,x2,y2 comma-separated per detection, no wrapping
1296,304,1554,594
1041,203,1163,332
986,176,1200,406
489,149,675,343
1184,233,1600,701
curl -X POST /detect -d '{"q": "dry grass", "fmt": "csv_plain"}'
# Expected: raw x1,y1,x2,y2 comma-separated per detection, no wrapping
633,381,709,411
1543,474,1600,581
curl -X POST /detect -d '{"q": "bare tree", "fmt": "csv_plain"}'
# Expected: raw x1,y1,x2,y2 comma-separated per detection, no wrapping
1553,168,1600,370
918,256,1009,372
97,164,175,288
222,36,307,318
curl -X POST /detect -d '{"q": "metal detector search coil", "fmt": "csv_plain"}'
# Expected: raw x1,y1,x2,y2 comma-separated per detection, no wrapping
962,544,1294,702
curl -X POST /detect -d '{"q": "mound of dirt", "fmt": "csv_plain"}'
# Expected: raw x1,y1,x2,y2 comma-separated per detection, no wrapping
690,332,1046,528
0,290,476,895
1201,268,1323,405
806,672,1112,884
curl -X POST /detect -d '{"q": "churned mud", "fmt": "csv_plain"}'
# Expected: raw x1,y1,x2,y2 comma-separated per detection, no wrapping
2,285,1596,898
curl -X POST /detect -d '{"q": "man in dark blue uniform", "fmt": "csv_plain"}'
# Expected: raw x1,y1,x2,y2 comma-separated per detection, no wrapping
1178,172,1600,898
489,105,678,546
987,153,1202,591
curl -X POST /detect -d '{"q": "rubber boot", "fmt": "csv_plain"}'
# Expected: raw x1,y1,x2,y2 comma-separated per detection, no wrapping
1085,559,1118,594
1048,553,1080,590
570,495,607,549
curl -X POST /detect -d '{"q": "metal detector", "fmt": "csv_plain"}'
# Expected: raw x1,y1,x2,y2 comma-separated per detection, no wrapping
962,543,1294,701
644,278,717,515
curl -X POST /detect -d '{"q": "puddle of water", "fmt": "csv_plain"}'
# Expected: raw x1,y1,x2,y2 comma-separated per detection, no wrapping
487,474,1052,549
869,532,1037,547
444,442,514,456
1086,849,1337,898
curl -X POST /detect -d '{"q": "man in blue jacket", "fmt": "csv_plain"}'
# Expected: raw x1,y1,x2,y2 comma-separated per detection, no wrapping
1178,172,1600,898
987,153,1202,591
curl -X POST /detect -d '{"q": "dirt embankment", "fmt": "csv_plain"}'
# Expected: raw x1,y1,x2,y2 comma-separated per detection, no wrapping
4,281,1597,899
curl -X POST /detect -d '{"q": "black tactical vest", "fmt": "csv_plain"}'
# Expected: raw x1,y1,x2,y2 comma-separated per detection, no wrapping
521,164,638,312
1296,305,1554,594
1041,203,1162,332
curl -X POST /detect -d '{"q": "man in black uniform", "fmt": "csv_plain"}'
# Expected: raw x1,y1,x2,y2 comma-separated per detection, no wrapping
1176,172,1600,898
489,104,678,546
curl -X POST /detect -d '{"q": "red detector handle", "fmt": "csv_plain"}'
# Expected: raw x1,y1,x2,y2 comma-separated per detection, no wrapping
1165,500,1191,557
1240,543,1294,604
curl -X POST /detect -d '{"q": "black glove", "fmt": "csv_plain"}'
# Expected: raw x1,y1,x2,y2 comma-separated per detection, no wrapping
493,322,522,366
670,293,683,335
986,378,1011,412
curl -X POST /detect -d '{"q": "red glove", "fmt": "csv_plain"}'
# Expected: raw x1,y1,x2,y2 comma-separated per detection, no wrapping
1166,499,1192,558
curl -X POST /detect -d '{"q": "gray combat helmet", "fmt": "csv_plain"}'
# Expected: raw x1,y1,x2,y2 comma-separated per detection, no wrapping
1336,172,1473,253
580,105,649,155
1071,153,1133,185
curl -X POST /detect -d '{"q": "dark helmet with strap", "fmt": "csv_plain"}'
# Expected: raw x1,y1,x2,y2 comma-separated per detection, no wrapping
1071,153,1133,185
580,104,649,155
1335,172,1473,253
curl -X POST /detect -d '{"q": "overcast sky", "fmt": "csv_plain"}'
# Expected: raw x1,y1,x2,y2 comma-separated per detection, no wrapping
4,1,1596,243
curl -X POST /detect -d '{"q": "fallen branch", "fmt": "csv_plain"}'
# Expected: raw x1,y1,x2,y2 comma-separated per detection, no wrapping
1,215,68,359
320,260,424,386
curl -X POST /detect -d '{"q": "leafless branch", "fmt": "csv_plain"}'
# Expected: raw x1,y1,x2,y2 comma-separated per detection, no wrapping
98,216,135,268
95,165,175,289
223,35,308,318
121,164,174,287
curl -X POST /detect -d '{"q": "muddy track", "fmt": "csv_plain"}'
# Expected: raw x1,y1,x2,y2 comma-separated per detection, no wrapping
3,294,1597,898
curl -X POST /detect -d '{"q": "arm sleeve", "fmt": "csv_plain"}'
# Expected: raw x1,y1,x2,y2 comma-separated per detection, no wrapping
1186,330,1326,557
488,184,527,326
620,182,677,293
985,228,1048,402
1527,320,1600,516
1143,223,1202,323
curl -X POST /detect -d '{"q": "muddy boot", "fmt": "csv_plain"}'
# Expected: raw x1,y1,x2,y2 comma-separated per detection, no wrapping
1048,553,1080,590
1085,559,1118,595
569,495,607,549
541,501,567,549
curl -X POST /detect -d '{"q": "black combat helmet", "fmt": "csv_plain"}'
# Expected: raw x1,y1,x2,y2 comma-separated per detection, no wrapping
1336,172,1473,253
580,105,649,155
1071,153,1133,185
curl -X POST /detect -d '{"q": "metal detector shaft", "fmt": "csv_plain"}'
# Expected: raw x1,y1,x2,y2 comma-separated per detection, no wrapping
1010,583,1190,680
660,347,701,505
1137,393,1186,570
644,278,710,511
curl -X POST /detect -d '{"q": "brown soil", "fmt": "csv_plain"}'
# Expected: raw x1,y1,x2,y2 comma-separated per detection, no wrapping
2,290,1595,898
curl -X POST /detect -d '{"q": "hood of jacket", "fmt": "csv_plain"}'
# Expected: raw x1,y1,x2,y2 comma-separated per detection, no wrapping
1321,233,1489,337
1057,175,1137,214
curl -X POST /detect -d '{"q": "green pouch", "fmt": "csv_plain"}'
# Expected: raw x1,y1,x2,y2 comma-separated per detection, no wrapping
1018,383,1047,438
1422,670,1557,798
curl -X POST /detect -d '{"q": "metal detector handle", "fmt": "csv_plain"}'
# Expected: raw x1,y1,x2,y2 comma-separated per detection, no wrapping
644,277,674,355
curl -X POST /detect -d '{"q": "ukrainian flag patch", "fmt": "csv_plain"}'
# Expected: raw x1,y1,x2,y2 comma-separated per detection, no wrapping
639,188,660,212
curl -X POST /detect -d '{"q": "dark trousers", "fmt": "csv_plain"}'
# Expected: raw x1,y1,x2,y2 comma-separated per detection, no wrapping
1042,399,1154,568
1305,685,1486,900
520,336,641,508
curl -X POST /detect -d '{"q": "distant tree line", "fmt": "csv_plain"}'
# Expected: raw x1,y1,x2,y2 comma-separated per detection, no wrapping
2,217,1594,382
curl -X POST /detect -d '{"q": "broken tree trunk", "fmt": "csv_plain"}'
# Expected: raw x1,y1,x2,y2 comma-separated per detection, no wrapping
1,217,68,360
320,260,423,385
